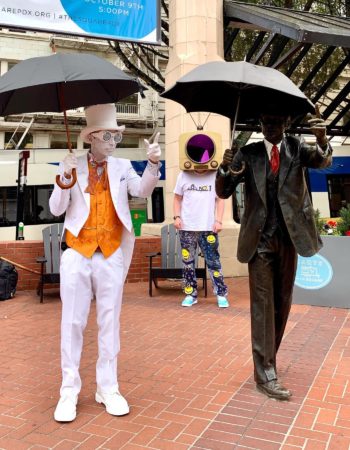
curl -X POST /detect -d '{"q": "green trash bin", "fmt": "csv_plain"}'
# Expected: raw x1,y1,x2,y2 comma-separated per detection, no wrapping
129,199,148,236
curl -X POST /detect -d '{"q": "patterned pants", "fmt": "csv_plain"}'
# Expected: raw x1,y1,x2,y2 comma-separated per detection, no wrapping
179,230,228,298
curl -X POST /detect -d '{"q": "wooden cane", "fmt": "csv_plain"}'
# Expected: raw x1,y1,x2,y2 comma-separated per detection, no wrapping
0,256,41,275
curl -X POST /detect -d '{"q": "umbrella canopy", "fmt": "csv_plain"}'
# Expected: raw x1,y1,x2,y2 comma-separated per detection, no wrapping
0,52,143,116
0,52,144,189
161,60,315,126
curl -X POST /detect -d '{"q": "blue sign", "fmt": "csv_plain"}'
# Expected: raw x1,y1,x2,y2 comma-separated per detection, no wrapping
61,0,159,42
131,160,165,180
295,254,333,290
0,0,161,44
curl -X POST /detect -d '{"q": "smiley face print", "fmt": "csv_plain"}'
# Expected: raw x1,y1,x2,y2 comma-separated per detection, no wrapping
206,234,216,244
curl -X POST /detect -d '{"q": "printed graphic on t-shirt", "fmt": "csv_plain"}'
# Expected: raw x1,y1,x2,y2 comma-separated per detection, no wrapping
173,171,217,231
186,184,212,192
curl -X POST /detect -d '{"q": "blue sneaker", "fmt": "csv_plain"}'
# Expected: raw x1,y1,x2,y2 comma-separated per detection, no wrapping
217,295,229,308
181,295,198,307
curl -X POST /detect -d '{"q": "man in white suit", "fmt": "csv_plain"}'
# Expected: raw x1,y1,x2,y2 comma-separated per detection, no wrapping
50,103,161,422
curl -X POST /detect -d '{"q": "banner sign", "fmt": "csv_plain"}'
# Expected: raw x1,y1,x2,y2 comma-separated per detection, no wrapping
0,0,161,44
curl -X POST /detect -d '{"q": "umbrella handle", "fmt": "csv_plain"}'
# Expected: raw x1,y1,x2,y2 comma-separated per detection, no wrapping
229,162,245,176
55,84,77,189
55,168,77,189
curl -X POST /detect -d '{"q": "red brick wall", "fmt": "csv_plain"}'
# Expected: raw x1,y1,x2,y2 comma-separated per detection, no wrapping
0,237,161,292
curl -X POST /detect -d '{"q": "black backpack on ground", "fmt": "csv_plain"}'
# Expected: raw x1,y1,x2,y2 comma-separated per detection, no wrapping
0,260,18,301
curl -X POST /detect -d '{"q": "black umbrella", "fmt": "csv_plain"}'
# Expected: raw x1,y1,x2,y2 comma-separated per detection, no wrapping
0,52,144,188
0,52,143,116
161,60,315,135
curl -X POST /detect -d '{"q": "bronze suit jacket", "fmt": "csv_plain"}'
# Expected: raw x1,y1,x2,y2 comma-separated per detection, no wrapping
216,135,332,263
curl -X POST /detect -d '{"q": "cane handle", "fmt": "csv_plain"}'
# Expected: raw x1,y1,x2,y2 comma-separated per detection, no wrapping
55,168,77,189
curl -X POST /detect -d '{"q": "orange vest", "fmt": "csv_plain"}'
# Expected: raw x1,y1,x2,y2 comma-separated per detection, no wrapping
66,164,123,258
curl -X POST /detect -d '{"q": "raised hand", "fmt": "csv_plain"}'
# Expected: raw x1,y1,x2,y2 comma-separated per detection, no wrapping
144,131,161,163
307,105,328,147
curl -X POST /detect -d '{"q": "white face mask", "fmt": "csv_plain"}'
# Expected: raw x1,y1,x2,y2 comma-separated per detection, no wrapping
90,130,122,161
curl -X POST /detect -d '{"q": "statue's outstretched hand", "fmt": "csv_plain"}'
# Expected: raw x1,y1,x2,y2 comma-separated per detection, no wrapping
307,105,327,146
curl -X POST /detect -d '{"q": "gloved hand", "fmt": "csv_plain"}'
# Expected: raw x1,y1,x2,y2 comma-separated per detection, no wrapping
63,153,78,177
307,105,328,147
144,132,161,163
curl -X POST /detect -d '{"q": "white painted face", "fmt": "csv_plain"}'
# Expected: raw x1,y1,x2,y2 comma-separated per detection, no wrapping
89,130,123,161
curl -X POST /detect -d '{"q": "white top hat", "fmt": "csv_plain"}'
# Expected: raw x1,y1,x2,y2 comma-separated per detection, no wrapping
80,103,125,143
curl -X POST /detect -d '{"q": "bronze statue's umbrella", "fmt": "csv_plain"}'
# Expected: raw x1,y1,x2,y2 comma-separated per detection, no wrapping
0,52,144,187
161,60,315,138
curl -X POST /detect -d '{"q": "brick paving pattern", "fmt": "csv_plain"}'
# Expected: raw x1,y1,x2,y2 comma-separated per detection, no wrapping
0,277,349,449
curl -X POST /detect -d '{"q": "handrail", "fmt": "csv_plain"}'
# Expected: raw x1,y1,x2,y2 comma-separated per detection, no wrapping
67,103,140,116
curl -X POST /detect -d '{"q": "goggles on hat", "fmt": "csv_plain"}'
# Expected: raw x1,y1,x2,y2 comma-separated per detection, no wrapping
91,130,123,144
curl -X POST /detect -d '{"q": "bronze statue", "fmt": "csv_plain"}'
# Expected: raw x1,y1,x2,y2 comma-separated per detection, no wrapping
216,107,332,400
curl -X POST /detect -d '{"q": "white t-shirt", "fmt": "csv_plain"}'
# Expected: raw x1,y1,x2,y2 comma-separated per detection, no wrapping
174,171,217,231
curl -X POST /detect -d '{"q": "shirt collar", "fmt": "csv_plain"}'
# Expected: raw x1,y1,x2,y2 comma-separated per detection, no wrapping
88,151,108,167
264,139,282,158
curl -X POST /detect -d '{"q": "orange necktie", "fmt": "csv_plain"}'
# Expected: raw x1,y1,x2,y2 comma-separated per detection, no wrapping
270,144,280,174
85,159,108,194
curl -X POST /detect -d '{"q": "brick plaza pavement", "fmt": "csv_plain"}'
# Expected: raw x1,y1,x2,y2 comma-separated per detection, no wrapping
0,277,350,450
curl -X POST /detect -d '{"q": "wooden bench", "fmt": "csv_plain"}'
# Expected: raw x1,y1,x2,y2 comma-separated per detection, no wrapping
146,223,207,297
36,223,63,303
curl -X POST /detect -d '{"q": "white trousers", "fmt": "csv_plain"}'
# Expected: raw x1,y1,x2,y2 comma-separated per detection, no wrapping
59,247,124,397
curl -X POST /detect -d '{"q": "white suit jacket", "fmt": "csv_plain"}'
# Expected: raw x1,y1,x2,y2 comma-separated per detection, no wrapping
49,155,160,281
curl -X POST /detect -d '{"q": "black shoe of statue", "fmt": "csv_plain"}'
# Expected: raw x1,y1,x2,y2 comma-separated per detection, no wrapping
256,380,292,401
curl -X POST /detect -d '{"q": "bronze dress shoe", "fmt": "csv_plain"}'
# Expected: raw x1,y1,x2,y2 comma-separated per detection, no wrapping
256,380,292,400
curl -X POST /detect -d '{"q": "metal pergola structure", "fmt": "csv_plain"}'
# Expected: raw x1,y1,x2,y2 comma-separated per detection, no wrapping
223,1,350,142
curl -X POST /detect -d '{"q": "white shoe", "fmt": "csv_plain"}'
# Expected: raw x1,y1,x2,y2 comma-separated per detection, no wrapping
54,395,78,422
95,391,130,416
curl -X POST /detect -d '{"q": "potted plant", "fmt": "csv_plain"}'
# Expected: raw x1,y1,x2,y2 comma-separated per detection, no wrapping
336,206,350,236
314,209,338,235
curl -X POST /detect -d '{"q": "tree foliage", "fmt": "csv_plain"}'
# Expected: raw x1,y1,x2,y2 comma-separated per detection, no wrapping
108,0,349,96
245,0,349,16
108,0,168,94
225,0,349,101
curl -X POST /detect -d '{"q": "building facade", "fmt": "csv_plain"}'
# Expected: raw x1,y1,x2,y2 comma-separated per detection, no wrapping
0,28,166,240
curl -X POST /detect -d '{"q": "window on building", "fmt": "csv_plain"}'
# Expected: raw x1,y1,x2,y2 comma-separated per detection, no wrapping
5,131,33,150
7,61,17,71
118,93,138,105
327,175,350,217
0,187,17,226
118,136,139,148
0,185,64,227
50,133,77,149
115,94,139,115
